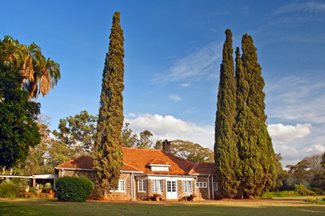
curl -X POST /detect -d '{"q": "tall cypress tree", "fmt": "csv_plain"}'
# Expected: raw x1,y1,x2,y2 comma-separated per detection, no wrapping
93,12,124,196
237,34,277,197
214,29,240,198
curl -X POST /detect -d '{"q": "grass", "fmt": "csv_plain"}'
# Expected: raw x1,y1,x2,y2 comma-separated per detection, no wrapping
0,198,324,216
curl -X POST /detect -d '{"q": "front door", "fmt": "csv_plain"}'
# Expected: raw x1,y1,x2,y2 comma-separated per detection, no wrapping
166,180,177,200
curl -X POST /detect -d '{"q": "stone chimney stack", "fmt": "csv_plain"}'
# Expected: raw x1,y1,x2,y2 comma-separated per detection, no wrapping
162,139,171,153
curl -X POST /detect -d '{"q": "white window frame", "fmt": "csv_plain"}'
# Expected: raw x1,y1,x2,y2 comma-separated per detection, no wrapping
152,179,163,194
138,179,147,192
196,181,207,188
183,180,193,193
213,181,218,191
115,179,126,192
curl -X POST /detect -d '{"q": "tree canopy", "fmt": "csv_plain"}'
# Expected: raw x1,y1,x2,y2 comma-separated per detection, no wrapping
0,36,60,98
0,57,40,169
169,140,214,162
53,110,97,153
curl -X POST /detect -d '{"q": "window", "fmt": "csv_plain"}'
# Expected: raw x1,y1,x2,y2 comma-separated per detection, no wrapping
167,181,176,192
183,181,192,193
152,180,163,193
213,181,218,191
138,179,147,192
116,179,126,192
196,181,207,188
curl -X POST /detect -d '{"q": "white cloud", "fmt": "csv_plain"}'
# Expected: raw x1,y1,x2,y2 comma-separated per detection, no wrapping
268,123,312,141
180,83,190,87
153,42,221,83
274,2,325,15
124,113,324,167
125,113,214,149
267,75,325,124
169,94,182,102
266,75,325,166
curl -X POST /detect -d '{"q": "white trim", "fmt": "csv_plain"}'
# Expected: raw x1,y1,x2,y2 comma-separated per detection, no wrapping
147,176,195,181
152,179,163,194
166,180,177,200
213,181,218,191
182,180,193,194
0,174,56,179
137,179,147,192
113,179,126,192
121,170,144,173
148,164,171,167
196,181,208,188
0,175,32,179
211,175,214,199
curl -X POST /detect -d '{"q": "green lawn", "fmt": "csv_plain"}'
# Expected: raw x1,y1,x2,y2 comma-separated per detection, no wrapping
0,198,324,216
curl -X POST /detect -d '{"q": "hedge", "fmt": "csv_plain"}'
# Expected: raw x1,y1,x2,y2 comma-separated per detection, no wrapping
0,181,20,198
55,176,94,202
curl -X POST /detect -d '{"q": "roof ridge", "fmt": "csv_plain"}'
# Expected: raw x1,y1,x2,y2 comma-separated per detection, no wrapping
122,147,163,152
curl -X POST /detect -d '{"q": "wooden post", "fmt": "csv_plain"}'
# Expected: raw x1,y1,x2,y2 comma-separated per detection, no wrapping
32,178,36,188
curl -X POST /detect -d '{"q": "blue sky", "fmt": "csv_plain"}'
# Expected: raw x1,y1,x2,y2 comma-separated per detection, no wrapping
1,0,325,166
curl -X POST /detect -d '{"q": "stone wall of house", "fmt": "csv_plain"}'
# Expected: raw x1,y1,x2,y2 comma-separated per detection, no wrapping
100,173,132,201
56,168,219,201
195,176,210,200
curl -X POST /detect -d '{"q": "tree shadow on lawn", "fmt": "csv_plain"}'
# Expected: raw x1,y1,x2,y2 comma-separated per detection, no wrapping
0,199,324,216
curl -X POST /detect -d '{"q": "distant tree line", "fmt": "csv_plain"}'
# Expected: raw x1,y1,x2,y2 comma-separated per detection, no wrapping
7,110,213,176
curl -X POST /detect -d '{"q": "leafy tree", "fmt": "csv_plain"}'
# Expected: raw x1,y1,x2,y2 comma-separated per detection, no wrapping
322,152,325,168
93,12,125,196
137,130,153,149
0,36,60,98
273,154,286,191
214,29,240,198
22,120,81,175
236,34,277,197
154,140,163,150
53,110,97,153
170,140,214,162
0,58,40,169
22,122,53,175
286,154,323,187
121,123,138,148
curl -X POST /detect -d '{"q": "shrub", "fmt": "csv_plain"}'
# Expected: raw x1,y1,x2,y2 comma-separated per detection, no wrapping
55,176,94,202
0,182,20,198
29,187,36,193
294,184,316,196
43,183,52,192
262,191,299,198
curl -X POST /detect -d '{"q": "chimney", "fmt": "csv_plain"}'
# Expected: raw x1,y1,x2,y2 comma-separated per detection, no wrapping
162,139,171,153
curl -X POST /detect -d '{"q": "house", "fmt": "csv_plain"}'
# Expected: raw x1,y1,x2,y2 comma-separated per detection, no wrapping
55,142,219,201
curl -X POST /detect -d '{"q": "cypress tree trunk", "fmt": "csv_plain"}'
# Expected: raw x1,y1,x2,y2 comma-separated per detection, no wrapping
214,29,240,198
237,34,277,197
93,12,124,196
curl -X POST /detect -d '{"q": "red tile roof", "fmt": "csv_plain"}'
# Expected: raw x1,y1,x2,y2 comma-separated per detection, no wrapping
56,147,216,175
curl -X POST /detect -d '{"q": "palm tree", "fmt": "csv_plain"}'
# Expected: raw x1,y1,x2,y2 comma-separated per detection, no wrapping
0,36,61,98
